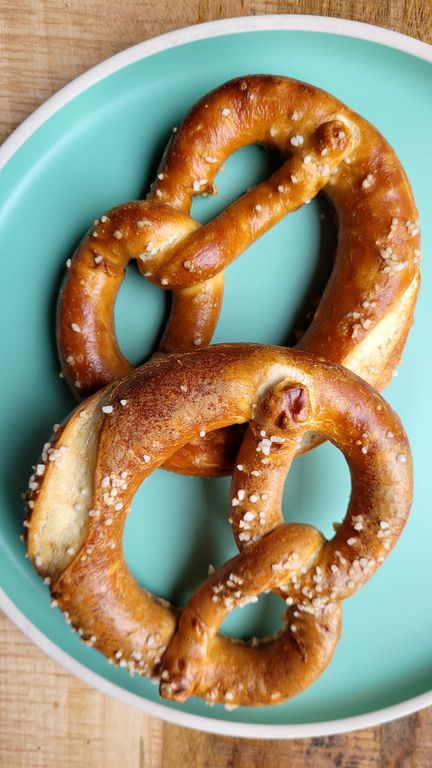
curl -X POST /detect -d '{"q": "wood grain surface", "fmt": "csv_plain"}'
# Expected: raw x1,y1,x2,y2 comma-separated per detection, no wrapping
1,2,431,766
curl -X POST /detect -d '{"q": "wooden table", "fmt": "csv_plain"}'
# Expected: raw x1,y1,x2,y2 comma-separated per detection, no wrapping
1,2,431,765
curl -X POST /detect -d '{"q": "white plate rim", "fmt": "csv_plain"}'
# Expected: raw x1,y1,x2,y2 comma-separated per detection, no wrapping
1,14,431,739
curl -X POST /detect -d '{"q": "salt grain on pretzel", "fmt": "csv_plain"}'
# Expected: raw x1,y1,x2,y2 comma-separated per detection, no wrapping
57,75,419,477
26,344,412,706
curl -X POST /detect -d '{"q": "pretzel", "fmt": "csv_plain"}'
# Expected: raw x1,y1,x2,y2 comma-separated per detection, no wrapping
26,344,412,707
57,75,420,477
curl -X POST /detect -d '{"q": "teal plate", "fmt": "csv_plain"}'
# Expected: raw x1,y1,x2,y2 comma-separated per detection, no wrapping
0,16,431,738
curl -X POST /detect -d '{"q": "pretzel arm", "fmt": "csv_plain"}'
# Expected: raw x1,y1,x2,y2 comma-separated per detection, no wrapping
152,122,351,288
57,201,199,397
27,344,413,706
158,274,224,353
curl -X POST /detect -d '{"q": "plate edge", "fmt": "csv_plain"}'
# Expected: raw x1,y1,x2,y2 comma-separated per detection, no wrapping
1,13,431,737
2,586,431,739
1,14,432,173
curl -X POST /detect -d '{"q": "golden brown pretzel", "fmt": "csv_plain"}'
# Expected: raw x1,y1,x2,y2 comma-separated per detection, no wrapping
27,344,412,707
57,75,420,477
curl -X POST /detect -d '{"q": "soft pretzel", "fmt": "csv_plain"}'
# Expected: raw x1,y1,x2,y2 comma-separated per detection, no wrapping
26,344,412,707
57,75,420,476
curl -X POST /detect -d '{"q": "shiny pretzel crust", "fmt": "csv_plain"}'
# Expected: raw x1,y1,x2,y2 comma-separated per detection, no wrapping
57,75,420,476
27,344,412,707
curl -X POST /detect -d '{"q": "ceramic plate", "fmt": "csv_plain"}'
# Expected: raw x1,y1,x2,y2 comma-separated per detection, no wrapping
0,15,431,738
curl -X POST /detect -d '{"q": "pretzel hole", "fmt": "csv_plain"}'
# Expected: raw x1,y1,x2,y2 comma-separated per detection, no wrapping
220,591,285,641
189,141,337,345
123,471,232,604
115,264,169,364
213,196,336,347
281,445,350,540
123,470,289,639
121,445,349,639
191,144,279,223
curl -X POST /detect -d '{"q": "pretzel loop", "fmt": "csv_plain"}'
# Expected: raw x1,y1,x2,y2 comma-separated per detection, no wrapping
159,365,412,705
159,523,340,705
58,115,350,397
27,345,413,707
58,75,420,478
142,120,351,288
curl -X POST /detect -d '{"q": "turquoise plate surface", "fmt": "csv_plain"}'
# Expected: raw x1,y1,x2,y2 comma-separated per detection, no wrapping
0,16,431,737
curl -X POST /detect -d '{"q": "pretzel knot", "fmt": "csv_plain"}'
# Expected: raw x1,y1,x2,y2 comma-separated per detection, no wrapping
27,345,413,707
58,75,420,476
